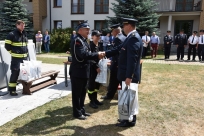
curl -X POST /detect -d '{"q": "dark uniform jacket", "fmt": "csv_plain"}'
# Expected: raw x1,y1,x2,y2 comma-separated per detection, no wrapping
163,35,173,46
5,29,28,70
110,33,126,71
69,34,98,79
106,31,143,83
175,34,187,46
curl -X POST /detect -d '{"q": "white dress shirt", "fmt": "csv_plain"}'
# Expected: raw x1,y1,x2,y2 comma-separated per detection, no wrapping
142,35,150,47
188,35,198,45
198,35,204,44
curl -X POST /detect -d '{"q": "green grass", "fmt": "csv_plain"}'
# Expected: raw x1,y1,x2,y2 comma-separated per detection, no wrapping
1,63,204,136
37,57,66,65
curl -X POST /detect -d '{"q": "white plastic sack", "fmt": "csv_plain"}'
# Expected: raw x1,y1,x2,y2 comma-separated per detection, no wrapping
95,58,108,83
31,60,42,78
18,63,30,81
23,60,35,81
118,82,139,121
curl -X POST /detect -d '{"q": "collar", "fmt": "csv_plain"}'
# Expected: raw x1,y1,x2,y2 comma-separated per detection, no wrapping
77,34,87,42
127,30,136,37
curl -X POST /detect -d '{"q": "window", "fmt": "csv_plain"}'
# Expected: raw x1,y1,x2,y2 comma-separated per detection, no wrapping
71,20,83,29
71,0,84,14
175,0,194,11
54,20,62,29
95,0,109,14
94,20,108,30
54,0,62,7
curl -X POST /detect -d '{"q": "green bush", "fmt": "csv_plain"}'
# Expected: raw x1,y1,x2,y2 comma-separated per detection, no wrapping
50,27,73,52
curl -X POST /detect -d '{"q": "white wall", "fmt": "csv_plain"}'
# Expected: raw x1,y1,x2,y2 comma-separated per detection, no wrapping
42,0,115,31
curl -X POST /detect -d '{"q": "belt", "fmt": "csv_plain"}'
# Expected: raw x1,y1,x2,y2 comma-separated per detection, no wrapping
189,44,196,45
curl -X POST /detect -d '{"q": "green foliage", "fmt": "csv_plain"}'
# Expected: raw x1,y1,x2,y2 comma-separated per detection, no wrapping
107,0,160,34
0,0,34,40
50,28,73,52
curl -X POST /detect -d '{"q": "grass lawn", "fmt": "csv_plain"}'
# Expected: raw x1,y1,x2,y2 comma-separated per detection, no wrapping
36,57,66,65
0,63,204,136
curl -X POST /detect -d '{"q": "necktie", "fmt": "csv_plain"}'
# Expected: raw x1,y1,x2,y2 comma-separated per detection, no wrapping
146,36,147,42
202,35,203,43
191,36,194,43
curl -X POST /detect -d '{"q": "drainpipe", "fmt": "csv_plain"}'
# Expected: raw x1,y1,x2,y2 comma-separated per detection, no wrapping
49,0,52,32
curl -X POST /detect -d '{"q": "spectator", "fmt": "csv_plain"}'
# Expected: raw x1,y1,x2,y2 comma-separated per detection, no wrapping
150,32,160,58
35,30,43,53
43,30,50,53
70,31,76,42
142,31,150,58
187,31,198,61
102,33,110,51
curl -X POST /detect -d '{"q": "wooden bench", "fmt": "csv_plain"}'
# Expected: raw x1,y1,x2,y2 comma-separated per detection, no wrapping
18,70,60,95
63,61,71,87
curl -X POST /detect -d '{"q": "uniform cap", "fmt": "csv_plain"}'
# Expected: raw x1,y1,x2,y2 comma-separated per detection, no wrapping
199,29,204,32
75,20,90,31
167,30,171,33
122,17,138,24
91,30,101,36
110,24,120,30
193,31,197,34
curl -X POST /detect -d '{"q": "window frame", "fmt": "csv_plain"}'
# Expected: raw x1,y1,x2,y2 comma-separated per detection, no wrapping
71,0,85,14
53,0,62,8
94,0,109,14
71,20,83,29
175,0,194,12
94,20,107,30
54,20,62,29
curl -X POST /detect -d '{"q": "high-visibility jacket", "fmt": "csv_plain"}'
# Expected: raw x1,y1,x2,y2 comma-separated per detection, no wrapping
5,29,28,58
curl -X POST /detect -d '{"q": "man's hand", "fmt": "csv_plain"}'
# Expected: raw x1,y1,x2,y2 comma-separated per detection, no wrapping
167,42,169,44
176,44,178,48
98,52,105,59
96,68,100,73
66,51,70,54
125,78,132,86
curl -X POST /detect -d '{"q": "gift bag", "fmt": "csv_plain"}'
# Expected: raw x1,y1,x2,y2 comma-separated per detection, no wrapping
95,58,108,83
118,82,139,121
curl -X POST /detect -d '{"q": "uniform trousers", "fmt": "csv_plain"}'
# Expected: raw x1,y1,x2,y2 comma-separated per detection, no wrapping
177,46,184,59
106,69,120,98
151,43,158,57
164,44,171,59
142,46,148,58
70,76,88,117
88,67,100,92
197,44,204,61
188,44,196,60
9,70,20,92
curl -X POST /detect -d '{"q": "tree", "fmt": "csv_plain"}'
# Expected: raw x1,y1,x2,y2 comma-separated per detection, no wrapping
0,0,33,40
107,0,160,34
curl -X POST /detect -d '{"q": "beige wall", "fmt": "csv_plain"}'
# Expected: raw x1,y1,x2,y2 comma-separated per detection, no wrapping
199,0,204,30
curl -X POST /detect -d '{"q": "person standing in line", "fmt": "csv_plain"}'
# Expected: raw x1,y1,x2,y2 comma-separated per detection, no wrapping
174,29,187,61
87,30,103,109
5,20,28,96
142,31,150,58
187,31,198,61
69,21,104,120
101,24,126,100
150,32,160,58
35,30,43,54
105,18,143,127
102,33,110,51
163,30,173,59
43,30,50,53
197,30,204,62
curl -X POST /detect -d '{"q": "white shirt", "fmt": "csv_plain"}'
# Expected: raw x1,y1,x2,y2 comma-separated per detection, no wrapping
142,35,150,47
188,35,198,45
198,35,204,44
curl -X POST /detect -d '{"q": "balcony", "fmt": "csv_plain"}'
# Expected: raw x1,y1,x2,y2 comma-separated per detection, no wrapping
154,0,202,12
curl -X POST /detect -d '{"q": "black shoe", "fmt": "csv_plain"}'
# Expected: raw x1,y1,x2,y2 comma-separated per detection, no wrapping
95,99,103,105
83,112,91,116
176,58,179,60
10,91,18,96
76,115,86,120
89,101,98,109
117,119,124,122
116,120,133,127
101,95,112,100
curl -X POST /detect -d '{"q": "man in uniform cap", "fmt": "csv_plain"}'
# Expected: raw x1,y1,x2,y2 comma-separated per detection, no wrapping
69,21,104,120
101,24,126,100
105,17,143,127
187,31,198,61
198,29,204,61
163,30,173,59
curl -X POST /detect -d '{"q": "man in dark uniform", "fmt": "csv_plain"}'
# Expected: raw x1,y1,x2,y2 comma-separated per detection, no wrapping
105,18,143,127
5,20,28,96
69,21,104,120
101,24,126,100
198,30,204,61
163,30,173,59
175,29,187,61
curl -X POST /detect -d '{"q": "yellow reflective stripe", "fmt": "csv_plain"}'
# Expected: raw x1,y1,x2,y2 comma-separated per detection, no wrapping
11,53,27,58
11,42,27,46
9,83,17,87
8,50,11,54
5,40,12,44
94,89,99,92
87,89,98,94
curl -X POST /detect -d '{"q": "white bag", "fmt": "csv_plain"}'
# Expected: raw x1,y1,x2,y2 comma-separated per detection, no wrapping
31,60,42,78
95,58,108,83
23,60,35,81
18,63,29,81
118,82,139,121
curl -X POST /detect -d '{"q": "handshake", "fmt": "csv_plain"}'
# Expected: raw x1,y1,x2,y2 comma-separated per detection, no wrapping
98,51,106,59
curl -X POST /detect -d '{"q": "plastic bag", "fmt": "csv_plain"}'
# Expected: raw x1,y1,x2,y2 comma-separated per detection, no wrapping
95,58,108,83
18,63,29,81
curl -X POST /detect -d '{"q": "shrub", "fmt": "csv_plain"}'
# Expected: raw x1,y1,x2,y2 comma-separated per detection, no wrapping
50,27,73,52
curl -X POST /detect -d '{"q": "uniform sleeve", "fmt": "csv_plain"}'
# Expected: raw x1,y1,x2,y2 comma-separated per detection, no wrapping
74,39,98,60
105,44,121,58
184,35,187,45
163,36,166,44
175,35,178,44
5,32,14,53
126,37,141,79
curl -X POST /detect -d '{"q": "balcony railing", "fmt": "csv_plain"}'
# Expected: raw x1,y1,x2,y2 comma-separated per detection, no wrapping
154,0,202,12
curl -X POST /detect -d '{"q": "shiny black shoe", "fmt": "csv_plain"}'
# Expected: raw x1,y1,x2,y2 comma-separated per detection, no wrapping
10,91,18,96
83,112,91,116
76,115,87,120
100,95,112,100
95,99,103,105
116,120,132,127
89,101,98,109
